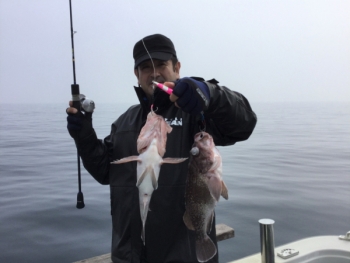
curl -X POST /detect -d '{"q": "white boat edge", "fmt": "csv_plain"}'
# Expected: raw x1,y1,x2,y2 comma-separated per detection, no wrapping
228,235,350,263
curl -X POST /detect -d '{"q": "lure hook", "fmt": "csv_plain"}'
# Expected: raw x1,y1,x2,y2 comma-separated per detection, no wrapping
150,104,158,114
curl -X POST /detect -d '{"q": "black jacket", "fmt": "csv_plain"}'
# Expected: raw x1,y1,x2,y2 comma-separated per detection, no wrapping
76,79,257,263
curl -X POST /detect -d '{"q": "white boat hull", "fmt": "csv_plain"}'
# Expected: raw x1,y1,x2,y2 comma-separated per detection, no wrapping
229,236,350,263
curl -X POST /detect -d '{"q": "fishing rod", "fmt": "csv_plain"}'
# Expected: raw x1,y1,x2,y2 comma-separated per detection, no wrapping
69,0,84,209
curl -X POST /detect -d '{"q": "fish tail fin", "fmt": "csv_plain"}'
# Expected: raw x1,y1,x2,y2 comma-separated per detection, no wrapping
141,224,146,245
195,235,217,262
141,201,147,245
140,197,150,245
143,199,147,218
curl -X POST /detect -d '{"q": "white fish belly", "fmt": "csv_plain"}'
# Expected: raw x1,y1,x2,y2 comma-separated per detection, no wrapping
136,139,163,244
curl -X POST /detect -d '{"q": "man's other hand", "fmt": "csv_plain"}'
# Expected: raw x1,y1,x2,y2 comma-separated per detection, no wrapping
167,77,210,115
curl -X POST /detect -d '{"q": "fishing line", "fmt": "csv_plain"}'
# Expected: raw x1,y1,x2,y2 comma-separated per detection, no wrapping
140,38,158,110
199,112,206,132
141,39,157,89
127,5,157,94
141,39,158,111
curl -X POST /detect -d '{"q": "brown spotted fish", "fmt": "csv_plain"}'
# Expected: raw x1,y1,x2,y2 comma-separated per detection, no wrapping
183,132,228,262
111,109,187,244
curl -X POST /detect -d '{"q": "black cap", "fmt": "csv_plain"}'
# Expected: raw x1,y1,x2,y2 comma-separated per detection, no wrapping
133,34,177,68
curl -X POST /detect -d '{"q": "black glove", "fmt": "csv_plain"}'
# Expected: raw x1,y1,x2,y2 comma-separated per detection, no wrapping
172,77,210,115
66,110,94,141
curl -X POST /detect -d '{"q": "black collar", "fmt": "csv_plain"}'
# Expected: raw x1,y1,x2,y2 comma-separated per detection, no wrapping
133,86,173,114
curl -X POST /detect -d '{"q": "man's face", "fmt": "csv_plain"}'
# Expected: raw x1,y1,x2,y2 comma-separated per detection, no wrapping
134,59,180,98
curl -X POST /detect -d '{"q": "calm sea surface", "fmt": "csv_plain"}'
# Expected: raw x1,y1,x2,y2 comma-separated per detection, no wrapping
0,102,349,263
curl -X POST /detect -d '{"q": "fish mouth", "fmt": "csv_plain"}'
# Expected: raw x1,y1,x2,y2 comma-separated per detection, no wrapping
194,132,213,146
196,132,208,141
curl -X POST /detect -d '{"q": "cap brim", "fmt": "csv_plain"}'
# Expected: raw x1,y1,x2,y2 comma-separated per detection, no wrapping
134,52,173,68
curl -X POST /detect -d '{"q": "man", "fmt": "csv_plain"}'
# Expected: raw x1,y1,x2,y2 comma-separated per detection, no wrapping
67,34,257,263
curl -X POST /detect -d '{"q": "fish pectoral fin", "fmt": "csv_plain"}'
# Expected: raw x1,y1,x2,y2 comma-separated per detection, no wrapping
207,173,222,202
111,156,140,164
210,155,221,171
161,157,188,164
221,180,229,200
183,210,195,230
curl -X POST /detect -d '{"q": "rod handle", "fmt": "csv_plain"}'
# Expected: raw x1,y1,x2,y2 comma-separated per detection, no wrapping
71,84,81,110
76,191,85,209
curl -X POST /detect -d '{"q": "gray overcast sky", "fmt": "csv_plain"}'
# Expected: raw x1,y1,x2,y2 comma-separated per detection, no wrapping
0,0,349,105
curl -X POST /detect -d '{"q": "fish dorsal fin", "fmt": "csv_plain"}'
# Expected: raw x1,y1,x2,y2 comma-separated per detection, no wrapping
183,210,195,230
161,157,188,164
221,180,229,200
111,156,140,164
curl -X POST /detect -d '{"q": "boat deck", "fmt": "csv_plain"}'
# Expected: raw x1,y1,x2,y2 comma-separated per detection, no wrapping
73,224,234,263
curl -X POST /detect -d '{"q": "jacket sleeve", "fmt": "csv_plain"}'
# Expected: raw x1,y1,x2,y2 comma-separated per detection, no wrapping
203,79,257,146
75,128,112,185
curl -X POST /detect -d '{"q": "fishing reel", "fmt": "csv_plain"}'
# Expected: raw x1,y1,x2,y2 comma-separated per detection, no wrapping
79,94,95,113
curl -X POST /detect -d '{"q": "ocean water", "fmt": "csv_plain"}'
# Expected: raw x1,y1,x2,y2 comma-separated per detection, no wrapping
0,102,349,263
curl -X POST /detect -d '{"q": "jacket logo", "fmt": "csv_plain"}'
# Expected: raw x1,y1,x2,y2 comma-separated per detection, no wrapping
165,117,182,126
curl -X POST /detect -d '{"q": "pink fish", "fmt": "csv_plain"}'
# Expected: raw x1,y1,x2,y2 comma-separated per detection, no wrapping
183,132,228,262
111,109,187,244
